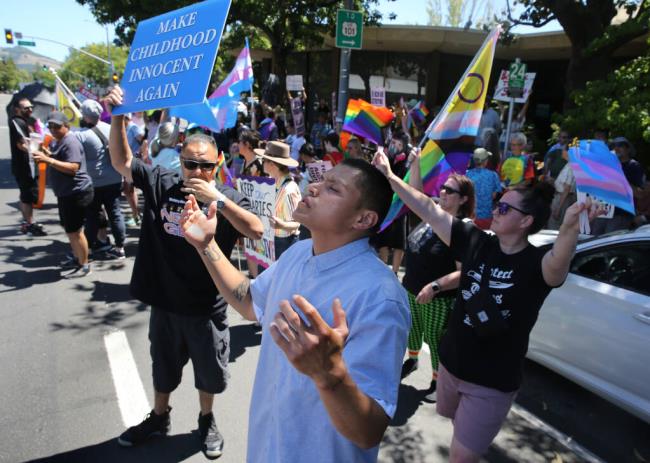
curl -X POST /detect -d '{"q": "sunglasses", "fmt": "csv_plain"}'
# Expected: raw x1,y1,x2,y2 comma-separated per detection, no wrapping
47,123,62,130
495,201,530,216
440,185,461,195
181,158,217,171
20,106,34,111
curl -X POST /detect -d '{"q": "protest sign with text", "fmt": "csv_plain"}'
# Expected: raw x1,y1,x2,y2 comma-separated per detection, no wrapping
370,87,385,107
286,75,303,91
494,70,535,103
306,161,333,183
237,176,276,268
290,97,305,137
113,0,231,115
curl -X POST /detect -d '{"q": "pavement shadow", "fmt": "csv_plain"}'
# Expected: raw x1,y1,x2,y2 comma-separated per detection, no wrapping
390,383,431,426
0,268,61,293
0,240,68,269
24,433,201,463
229,323,262,363
380,423,429,462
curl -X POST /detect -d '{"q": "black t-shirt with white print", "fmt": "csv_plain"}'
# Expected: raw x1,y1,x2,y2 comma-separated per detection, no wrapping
130,159,250,318
439,218,557,392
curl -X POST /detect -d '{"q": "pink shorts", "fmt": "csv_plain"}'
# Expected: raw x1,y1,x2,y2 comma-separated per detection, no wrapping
436,363,517,455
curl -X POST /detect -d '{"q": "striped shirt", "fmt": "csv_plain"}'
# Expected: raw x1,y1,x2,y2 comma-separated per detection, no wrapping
275,175,302,238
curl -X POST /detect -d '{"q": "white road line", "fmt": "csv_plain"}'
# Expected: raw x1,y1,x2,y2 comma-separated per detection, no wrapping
419,343,603,462
104,329,151,427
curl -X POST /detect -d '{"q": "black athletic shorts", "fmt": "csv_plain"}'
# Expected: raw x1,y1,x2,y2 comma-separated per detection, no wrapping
149,307,230,394
16,175,38,204
57,188,94,233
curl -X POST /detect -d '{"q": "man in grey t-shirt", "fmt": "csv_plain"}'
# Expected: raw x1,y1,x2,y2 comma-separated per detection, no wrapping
33,111,94,278
77,100,126,259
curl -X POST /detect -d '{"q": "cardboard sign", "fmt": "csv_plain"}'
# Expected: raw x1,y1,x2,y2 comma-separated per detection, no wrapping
306,161,333,183
237,175,277,268
494,70,535,103
286,75,304,91
290,97,305,137
370,87,385,107
113,0,231,115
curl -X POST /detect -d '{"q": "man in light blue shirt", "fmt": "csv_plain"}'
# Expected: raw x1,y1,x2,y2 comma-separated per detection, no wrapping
180,158,410,462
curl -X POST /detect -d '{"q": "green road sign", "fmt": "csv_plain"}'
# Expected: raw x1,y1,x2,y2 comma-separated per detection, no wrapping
508,60,526,90
17,40,36,47
336,9,363,50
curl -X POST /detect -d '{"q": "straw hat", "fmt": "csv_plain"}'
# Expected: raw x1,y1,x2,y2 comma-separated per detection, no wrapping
254,141,298,168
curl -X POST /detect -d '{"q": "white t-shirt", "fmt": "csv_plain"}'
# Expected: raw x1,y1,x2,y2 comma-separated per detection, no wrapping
554,163,575,193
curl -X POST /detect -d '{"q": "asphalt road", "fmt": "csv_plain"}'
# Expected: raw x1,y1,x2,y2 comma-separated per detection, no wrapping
0,93,647,463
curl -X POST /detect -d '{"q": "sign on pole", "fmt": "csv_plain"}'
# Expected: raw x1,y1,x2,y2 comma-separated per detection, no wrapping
237,176,276,268
336,9,363,49
494,70,535,103
17,40,36,47
507,59,527,98
286,75,303,91
370,87,385,107
113,0,231,115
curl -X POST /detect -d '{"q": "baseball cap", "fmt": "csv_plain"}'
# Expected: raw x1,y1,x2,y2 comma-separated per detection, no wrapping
473,147,491,162
81,99,103,121
47,111,69,126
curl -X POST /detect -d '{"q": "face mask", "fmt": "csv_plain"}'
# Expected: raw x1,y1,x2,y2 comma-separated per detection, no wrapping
388,145,399,156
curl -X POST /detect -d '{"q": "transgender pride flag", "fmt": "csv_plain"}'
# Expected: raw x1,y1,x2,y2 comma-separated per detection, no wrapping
207,38,254,130
569,140,635,214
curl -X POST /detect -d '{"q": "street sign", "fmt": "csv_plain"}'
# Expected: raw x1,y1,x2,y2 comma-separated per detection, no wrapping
18,40,36,47
508,59,526,90
336,9,363,49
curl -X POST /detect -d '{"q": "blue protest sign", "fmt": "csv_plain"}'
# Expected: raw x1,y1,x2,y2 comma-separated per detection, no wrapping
112,0,231,115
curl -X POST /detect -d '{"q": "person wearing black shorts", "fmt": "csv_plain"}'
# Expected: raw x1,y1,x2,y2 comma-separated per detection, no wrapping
33,111,94,278
8,98,46,236
104,86,264,459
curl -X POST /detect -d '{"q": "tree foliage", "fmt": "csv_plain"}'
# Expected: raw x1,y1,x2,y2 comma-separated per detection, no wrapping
426,0,494,28
560,46,650,164
504,0,650,108
59,43,128,89
0,58,30,91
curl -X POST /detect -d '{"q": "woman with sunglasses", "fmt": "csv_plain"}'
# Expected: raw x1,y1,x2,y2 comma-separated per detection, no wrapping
400,147,475,404
373,148,601,462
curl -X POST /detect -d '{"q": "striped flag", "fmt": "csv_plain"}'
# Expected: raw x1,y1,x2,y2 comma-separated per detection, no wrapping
216,151,234,187
569,140,635,215
55,80,82,127
409,101,429,125
342,99,394,145
380,27,500,231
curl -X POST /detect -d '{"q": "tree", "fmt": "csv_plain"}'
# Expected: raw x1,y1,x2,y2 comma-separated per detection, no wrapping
504,0,650,109
560,44,650,165
76,0,395,101
0,58,30,91
426,0,494,28
31,64,56,87
59,43,128,89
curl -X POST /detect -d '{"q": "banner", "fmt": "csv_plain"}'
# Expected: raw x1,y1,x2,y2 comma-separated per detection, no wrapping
494,70,536,103
114,0,231,115
370,87,385,107
237,176,276,268
286,75,304,91
290,97,305,137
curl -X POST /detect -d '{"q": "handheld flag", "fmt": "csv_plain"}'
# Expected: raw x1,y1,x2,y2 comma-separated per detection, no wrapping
55,80,82,127
342,99,394,145
380,27,500,231
409,101,429,125
569,140,635,215
216,151,234,187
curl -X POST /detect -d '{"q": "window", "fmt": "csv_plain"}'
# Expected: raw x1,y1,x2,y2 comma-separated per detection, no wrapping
571,242,650,295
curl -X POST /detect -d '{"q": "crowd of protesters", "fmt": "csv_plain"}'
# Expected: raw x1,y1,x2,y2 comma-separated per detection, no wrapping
6,80,649,463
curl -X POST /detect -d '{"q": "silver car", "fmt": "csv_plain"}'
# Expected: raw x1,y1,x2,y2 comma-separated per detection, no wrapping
527,225,650,424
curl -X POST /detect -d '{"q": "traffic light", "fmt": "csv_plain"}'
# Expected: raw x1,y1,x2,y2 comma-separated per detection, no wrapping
5,29,13,44
112,72,119,84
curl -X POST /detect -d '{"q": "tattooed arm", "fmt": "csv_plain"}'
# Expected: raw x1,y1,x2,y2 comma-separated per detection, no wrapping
181,195,256,321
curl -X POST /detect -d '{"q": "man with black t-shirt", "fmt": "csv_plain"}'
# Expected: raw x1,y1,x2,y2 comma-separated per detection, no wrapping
104,86,264,459
8,98,47,236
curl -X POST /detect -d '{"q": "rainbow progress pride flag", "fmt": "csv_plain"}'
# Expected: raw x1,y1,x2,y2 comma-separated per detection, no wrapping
216,151,234,187
569,140,635,214
409,101,429,124
380,27,500,231
342,99,394,145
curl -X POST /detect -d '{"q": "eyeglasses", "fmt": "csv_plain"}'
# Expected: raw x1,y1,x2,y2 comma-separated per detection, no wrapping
440,185,461,195
181,158,217,171
20,106,33,111
495,201,530,216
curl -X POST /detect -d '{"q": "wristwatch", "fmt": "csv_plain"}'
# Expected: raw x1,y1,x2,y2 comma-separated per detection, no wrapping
215,189,227,211
431,281,441,293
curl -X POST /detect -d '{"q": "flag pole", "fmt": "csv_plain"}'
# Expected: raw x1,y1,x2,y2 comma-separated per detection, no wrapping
52,71,82,108
246,37,257,131
418,26,500,148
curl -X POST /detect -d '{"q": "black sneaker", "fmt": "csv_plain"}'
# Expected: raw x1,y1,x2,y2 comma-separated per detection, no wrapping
118,408,171,447
60,254,78,269
401,358,419,379
423,380,437,403
104,247,126,260
93,239,112,253
198,412,224,458
27,223,47,236
62,264,91,279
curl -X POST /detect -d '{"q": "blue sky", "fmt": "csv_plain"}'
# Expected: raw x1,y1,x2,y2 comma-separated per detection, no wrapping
2,0,561,63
